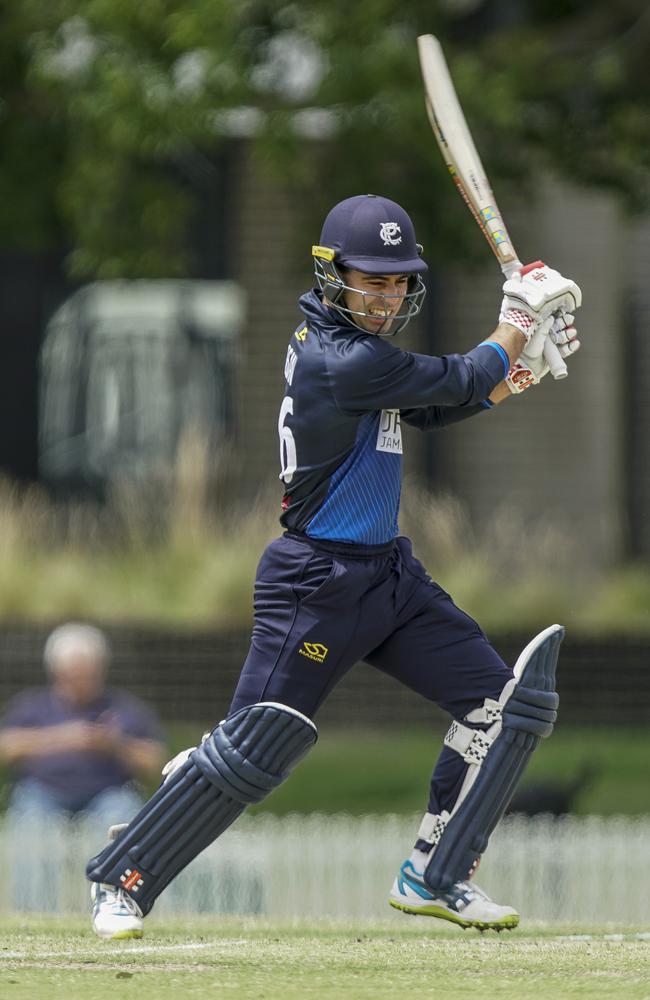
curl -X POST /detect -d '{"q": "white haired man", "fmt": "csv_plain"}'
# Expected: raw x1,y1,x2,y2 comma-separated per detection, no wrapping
0,623,165,918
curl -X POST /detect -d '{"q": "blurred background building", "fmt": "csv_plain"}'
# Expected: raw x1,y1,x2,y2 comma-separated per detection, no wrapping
39,280,242,493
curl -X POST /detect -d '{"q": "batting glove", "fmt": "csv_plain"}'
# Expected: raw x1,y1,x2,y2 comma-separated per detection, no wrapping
500,261,582,342
506,312,580,394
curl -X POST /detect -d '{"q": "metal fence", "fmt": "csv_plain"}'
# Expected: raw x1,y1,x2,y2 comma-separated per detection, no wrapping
1,625,649,726
2,813,649,924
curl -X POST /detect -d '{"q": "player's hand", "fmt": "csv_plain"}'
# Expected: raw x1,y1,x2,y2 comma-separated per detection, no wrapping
500,261,582,342
506,312,580,394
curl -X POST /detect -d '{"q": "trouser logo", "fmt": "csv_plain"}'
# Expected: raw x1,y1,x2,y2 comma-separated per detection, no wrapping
299,642,329,663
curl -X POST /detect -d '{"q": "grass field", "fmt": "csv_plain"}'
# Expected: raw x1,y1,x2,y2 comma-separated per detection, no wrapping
1,916,649,999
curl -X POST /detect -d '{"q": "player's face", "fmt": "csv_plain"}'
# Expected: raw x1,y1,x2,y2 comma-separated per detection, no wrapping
342,269,410,334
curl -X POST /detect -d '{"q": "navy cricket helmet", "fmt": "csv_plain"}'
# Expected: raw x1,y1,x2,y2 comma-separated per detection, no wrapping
312,194,428,335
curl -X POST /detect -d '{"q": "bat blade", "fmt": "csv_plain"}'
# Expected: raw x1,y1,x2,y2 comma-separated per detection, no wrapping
417,33,567,378
417,33,520,274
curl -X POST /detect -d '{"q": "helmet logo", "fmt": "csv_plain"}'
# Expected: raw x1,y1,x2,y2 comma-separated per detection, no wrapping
379,222,402,246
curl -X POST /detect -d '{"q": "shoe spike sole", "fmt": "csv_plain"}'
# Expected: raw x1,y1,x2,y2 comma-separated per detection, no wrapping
389,898,519,932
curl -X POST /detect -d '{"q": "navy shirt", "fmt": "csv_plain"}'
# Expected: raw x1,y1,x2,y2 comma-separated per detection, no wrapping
278,290,507,544
0,688,163,812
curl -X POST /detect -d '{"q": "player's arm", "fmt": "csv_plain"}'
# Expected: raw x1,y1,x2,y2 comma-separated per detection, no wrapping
333,264,581,413
331,337,508,412
400,318,530,427
401,401,488,430
403,311,580,420
484,321,526,367
407,265,582,418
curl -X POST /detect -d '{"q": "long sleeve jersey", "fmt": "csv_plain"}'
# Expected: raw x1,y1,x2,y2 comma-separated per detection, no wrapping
278,289,508,545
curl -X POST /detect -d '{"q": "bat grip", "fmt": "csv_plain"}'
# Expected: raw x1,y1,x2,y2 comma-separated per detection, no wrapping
544,337,568,380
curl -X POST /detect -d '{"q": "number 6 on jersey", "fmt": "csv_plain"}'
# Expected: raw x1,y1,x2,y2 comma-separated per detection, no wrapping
278,396,297,484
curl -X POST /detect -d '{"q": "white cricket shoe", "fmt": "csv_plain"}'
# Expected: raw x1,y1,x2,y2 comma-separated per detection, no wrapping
389,860,519,931
91,881,144,939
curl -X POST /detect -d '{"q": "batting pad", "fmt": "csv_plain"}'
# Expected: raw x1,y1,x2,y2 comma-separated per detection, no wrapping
425,624,562,892
86,702,317,915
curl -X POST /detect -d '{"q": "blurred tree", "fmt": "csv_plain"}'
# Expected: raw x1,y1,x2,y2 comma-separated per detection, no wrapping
2,0,649,276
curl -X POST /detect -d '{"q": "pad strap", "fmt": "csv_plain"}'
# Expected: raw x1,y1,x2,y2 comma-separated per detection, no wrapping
464,698,502,724
444,721,494,764
425,625,563,891
417,810,450,847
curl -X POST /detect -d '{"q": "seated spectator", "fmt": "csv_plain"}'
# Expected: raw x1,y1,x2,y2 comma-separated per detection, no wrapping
0,623,165,910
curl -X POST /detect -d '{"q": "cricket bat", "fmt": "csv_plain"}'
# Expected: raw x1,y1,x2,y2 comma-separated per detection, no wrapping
416,33,567,379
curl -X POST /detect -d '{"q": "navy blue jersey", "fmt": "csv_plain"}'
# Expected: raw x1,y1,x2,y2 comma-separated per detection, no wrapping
278,290,508,544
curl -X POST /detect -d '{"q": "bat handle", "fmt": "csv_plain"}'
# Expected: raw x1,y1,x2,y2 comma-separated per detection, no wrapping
502,260,523,280
544,337,568,380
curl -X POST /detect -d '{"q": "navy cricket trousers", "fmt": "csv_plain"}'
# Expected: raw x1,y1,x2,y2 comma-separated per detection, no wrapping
229,531,513,814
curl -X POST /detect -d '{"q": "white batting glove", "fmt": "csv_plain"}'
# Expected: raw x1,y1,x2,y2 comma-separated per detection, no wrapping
500,261,582,342
506,312,580,394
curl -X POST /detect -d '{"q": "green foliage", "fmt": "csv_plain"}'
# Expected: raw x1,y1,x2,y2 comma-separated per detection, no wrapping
0,473,276,625
0,476,649,633
2,2,650,275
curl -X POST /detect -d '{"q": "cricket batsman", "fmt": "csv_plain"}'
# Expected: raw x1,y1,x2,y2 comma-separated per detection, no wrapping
87,194,581,937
